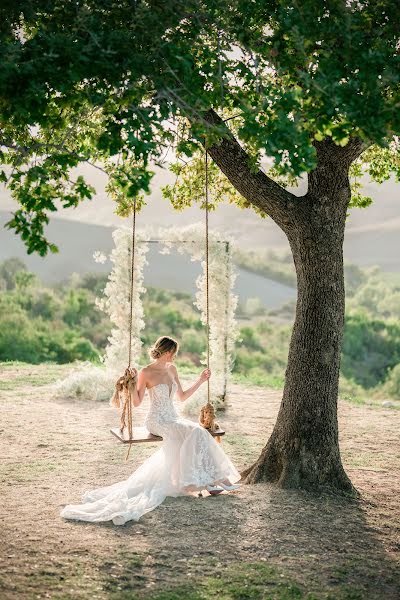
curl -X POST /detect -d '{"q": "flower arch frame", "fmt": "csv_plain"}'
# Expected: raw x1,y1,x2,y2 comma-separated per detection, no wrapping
98,222,239,410
56,222,239,413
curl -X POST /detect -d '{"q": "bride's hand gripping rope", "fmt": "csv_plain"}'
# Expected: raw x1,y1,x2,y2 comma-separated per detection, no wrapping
199,368,211,384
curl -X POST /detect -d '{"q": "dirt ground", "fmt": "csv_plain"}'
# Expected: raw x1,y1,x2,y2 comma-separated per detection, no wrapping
0,362,399,600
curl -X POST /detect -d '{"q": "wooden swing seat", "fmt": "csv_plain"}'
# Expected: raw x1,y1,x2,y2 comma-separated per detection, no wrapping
110,426,226,444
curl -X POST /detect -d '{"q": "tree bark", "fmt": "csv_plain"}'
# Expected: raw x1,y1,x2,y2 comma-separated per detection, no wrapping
240,143,361,494
202,111,369,496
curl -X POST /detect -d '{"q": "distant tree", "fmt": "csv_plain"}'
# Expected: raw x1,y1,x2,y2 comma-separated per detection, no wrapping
79,273,109,296
0,257,27,290
343,261,369,297
342,311,400,388
63,288,97,327
244,297,265,317
30,290,62,321
0,301,99,363
384,364,400,400
14,270,37,293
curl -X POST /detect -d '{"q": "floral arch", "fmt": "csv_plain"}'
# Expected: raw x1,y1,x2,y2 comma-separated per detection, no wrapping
58,222,239,412
97,222,239,411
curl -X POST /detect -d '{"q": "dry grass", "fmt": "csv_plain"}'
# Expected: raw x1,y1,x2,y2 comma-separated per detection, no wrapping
0,362,399,599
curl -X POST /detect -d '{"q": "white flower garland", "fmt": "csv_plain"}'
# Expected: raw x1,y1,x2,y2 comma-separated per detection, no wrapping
96,226,150,377
56,222,239,415
154,223,239,412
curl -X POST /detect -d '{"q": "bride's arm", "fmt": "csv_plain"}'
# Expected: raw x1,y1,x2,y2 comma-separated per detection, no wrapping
134,368,147,407
170,365,211,402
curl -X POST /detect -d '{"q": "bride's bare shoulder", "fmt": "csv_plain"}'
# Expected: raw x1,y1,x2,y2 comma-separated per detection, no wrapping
139,364,154,377
138,365,154,386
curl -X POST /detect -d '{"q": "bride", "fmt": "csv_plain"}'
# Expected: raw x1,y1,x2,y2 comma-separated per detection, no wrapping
60,335,241,526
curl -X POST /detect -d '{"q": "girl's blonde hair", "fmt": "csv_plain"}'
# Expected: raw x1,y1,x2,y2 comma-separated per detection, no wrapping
148,336,179,360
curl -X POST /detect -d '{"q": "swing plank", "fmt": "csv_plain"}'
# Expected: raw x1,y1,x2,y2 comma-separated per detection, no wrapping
110,427,162,443
110,426,225,444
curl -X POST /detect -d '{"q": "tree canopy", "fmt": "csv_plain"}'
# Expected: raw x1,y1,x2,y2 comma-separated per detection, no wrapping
0,0,399,254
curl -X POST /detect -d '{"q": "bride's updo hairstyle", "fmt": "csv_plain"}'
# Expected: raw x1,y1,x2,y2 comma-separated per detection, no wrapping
148,336,179,360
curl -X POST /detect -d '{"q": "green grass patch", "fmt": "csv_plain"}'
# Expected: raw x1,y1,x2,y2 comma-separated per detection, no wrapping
0,558,102,599
338,393,368,406
0,361,68,390
147,365,284,391
223,433,261,463
100,555,378,600
232,372,285,390
0,459,65,482
104,561,317,600
341,449,383,470
192,562,307,600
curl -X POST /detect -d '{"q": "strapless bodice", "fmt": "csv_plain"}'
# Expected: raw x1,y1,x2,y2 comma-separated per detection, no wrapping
148,380,178,400
145,380,179,428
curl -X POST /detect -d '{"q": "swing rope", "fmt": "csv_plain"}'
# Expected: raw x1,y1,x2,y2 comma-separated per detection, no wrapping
198,139,220,436
109,197,137,461
128,197,137,370
112,142,219,457
124,197,137,460
205,141,211,408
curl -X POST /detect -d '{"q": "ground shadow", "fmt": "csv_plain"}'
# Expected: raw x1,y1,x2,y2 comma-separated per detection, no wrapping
94,482,399,599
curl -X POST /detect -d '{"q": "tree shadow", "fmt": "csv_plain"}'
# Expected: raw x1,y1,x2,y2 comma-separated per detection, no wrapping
104,483,399,599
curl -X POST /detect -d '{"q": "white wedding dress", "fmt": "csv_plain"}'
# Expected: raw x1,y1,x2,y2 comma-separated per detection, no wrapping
60,379,241,525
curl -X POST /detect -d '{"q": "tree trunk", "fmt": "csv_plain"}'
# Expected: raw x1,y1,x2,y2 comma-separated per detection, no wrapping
240,149,358,496
202,111,368,496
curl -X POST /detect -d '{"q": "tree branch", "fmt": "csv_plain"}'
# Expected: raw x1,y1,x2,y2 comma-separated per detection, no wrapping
201,109,299,234
307,136,372,199
311,136,371,168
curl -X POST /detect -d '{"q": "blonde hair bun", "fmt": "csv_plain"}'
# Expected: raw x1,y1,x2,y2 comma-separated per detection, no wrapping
148,336,179,360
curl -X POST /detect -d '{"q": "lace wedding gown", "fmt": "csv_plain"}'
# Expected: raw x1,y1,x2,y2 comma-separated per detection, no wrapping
60,379,241,526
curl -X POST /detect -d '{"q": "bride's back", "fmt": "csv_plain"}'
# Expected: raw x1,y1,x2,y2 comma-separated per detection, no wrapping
142,362,176,391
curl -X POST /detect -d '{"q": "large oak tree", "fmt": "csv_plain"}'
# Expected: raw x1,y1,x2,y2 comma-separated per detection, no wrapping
1,0,399,494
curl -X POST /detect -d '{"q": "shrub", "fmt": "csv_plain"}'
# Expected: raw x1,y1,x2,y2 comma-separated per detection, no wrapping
341,311,400,388
383,363,400,400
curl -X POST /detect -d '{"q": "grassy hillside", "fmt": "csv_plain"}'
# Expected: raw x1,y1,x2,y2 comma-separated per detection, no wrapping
2,167,399,270
1,256,400,403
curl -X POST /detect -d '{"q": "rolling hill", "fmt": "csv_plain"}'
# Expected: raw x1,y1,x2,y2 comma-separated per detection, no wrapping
1,163,399,308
